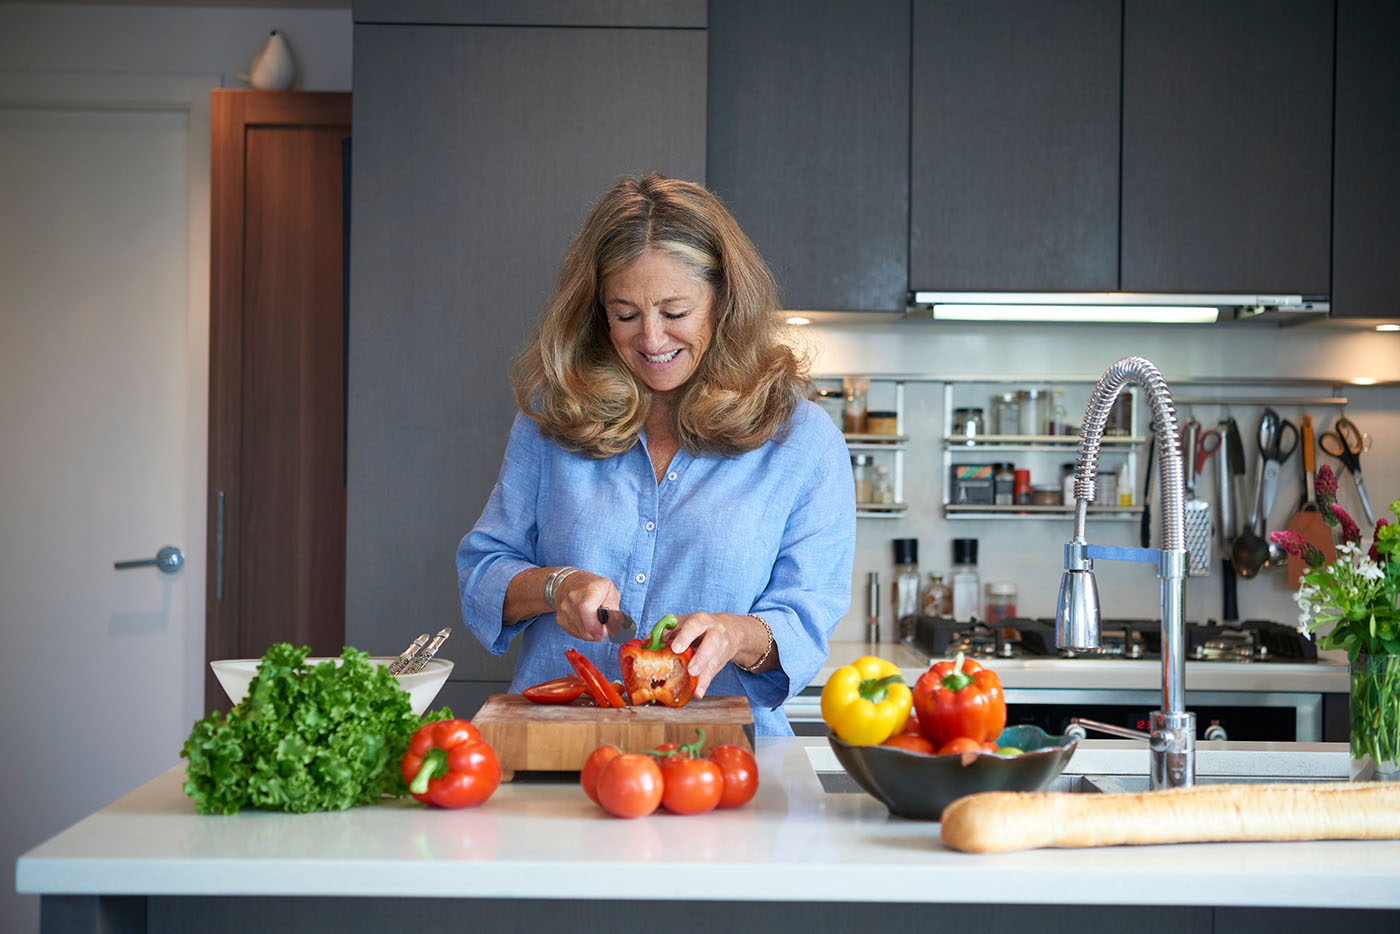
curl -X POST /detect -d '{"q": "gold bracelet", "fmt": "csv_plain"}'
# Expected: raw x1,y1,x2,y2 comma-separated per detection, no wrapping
735,613,774,673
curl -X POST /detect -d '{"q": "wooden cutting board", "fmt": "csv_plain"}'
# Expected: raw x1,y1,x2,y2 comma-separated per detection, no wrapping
472,694,753,776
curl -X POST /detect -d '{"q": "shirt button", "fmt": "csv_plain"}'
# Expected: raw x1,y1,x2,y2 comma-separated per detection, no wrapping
635,572,646,584
645,521,655,532
667,472,677,481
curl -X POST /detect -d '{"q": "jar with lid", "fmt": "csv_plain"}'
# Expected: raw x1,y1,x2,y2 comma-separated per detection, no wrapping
1013,468,1032,505
984,582,1018,624
951,538,980,621
866,410,898,435
993,463,1015,505
871,464,894,504
922,574,952,617
952,407,984,439
1047,387,1068,435
1030,484,1062,506
1017,388,1048,436
1105,391,1132,436
991,392,1020,435
816,389,844,429
850,454,872,503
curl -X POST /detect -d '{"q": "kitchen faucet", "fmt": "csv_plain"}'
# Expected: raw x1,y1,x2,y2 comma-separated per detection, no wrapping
1056,356,1195,789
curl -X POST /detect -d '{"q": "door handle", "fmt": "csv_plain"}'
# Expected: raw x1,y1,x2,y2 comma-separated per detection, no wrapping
114,545,185,574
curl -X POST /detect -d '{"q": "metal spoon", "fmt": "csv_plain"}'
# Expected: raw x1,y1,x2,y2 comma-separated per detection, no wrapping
1231,416,1275,579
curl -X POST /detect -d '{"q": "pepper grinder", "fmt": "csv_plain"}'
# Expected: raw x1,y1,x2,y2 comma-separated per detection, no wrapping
866,571,880,643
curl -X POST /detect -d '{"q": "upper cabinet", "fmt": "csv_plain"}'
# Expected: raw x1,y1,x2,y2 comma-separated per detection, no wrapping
909,0,1335,299
910,0,1120,292
707,0,909,313
1332,0,1400,318
1121,0,1333,295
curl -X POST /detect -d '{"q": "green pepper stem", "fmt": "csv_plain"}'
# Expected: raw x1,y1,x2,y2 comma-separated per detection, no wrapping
646,613,680,651
941,650,973,692
858,673,905,703
409,747,447,795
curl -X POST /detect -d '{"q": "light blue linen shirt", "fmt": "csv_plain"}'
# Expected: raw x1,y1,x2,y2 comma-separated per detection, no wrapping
456,399,855,735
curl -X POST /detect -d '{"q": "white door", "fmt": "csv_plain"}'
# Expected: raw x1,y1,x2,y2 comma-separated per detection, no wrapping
0,73,213,933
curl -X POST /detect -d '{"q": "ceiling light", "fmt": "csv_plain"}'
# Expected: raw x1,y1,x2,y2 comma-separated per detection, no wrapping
784,315,812,326
1376,324,1400,332
1351,376,1379,385
929,304,1219,324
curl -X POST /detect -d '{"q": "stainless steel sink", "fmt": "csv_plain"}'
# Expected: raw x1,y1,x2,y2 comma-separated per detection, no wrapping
1073,773,1339,794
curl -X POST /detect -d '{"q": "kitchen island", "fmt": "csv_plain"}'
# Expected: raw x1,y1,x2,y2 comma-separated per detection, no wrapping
17,737,1398,934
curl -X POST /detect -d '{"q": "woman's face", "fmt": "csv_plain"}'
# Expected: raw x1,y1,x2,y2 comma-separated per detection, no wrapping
602,248,715,399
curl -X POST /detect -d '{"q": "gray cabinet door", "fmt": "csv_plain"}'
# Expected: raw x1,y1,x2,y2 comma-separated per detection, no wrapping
1121,0,1333,295
909,0,1120,292
347,24,705,688
708,0,909,313
1332,0,1400,319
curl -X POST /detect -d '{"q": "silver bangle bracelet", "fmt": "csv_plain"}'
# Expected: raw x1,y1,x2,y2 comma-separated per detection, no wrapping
542,566,580,609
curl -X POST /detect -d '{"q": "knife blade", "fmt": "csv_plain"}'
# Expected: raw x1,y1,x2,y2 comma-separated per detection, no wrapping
596,607,637,642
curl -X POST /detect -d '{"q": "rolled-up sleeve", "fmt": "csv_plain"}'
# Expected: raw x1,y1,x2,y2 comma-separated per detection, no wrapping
457,414,543,654
742,424,856,711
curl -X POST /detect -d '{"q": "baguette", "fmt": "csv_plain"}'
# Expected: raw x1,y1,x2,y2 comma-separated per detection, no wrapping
940,781,1400,853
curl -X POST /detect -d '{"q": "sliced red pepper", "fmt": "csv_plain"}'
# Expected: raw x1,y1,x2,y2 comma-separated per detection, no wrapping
618,613,697,708
521,675,586,705
565,648,626,708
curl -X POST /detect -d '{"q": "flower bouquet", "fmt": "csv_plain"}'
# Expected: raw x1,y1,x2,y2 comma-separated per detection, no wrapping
1270,465,1400,779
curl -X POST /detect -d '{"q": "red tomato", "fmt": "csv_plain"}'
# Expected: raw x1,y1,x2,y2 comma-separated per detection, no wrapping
937,736,987,756
709,745,759,808
658,755,724,815
580,745,621,806
882,733,937,755
522,676,585,704
902,707,923,735
596,753,663,818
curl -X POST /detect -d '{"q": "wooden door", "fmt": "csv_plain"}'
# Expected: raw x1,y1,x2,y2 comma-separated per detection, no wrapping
206,90,351,712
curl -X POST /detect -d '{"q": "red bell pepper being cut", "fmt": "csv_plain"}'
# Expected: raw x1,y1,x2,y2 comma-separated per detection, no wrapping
565,648,626,708
618,613,697,708
521,675,586,705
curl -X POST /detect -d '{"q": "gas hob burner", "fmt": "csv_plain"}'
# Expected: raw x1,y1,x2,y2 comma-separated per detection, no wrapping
908,616,1317,663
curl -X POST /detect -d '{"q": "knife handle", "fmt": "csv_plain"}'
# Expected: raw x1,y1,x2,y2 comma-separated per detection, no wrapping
1221,557,1238,621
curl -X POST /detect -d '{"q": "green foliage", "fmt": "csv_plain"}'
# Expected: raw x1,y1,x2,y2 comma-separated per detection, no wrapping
181,644,452,815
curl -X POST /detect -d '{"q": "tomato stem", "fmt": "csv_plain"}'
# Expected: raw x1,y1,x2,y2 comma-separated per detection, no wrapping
409,747,447,795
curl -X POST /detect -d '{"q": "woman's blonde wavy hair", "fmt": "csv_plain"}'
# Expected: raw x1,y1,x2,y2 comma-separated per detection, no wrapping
511,173,812,458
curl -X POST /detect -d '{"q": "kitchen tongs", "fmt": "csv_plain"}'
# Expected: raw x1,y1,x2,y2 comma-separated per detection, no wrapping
388,627,452,675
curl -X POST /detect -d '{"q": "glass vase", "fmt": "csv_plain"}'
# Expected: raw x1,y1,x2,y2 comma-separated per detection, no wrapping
1349,654,1400,781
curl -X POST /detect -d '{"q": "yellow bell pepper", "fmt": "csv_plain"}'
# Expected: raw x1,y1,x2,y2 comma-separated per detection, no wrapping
820,655,912,745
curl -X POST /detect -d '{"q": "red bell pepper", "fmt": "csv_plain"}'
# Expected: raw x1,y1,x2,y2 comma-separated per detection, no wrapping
912,652,1007,746
521,675,586,705
400,719,501,809
618,613,697,708
565,648,626,708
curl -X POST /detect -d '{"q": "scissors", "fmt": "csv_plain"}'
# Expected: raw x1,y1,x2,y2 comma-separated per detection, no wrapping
1319,416,1376,525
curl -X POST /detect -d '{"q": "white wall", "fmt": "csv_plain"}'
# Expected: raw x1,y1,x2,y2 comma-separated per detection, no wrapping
0,6,351,934
794,318,1400,641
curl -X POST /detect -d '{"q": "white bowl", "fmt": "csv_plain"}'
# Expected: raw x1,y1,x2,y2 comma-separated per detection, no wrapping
210,656,453,716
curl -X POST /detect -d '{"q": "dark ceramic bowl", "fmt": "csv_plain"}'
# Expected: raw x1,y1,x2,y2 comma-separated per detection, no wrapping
827,725,1078,820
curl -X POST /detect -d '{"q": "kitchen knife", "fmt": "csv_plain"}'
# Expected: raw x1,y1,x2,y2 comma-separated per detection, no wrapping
596,607,637,642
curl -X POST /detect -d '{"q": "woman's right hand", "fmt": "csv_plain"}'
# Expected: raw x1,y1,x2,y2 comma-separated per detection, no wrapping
551,570,620,642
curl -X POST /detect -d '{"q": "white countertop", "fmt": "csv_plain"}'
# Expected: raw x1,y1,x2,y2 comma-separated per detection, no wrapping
820,640,1350,693
16,737,1399,910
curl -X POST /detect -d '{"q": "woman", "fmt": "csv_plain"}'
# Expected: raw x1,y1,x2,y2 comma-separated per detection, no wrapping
456,173,855,735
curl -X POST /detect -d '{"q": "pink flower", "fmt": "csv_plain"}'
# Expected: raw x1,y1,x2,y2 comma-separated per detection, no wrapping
1331,503,1362,545
1315,464,1339,524
1370,518,1389,564
1269,530,1326,568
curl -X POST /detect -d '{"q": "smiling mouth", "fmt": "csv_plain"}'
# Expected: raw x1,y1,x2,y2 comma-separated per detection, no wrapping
642,349,681,365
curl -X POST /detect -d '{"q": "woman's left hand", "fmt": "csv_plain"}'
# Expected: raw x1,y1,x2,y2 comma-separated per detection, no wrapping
665,612,770,699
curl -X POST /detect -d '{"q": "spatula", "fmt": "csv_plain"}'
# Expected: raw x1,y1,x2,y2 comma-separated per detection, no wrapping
1181,419,1213,576
1285,413,1336,588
